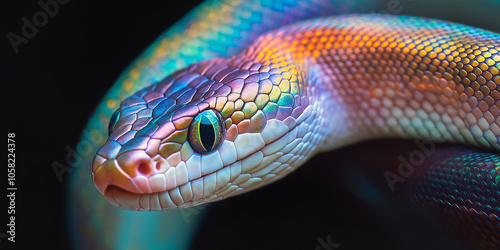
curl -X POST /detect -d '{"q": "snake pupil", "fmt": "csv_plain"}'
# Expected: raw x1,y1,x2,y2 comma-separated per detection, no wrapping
199,116,216,151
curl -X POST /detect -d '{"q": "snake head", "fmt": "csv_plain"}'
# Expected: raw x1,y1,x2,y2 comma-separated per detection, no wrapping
92,57,321,210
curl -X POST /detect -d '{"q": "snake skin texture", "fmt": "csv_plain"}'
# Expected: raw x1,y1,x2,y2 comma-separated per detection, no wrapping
68,0,500,249
92,13,500,246
409,148,500,248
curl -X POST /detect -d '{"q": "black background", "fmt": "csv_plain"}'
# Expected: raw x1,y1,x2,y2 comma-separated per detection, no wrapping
2,0,494,249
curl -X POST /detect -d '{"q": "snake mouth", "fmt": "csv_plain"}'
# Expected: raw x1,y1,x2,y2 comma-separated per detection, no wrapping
103,177,216,211
104,185,129,196
101,163,222,211
103,184,170,211
104,185,152,210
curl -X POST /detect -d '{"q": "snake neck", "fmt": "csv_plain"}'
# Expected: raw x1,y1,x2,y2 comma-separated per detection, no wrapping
226,14,500,154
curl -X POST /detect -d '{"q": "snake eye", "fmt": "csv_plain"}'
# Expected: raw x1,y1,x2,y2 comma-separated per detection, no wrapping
108,109,121,135
188,110,224,154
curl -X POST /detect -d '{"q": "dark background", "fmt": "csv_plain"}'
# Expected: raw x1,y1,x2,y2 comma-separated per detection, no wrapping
1,0,492,249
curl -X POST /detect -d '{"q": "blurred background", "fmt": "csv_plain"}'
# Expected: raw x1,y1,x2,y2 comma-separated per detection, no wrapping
3,0,500,249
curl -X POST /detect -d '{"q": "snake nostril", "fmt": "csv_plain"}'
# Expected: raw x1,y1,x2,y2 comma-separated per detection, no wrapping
138,162,151,175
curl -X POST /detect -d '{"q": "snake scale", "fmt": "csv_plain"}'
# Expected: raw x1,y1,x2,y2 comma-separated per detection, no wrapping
68,0,500,249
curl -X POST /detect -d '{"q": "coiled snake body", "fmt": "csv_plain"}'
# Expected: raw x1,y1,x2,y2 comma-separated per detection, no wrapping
71,1,500,249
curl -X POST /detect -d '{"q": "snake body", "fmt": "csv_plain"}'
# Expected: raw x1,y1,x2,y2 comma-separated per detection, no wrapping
69,0,500,249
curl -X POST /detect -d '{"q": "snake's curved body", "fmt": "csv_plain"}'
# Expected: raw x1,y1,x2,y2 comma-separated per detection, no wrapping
69,0,500,249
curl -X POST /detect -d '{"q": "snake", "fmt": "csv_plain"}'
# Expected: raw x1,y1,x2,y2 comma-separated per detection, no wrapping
67,0,500,249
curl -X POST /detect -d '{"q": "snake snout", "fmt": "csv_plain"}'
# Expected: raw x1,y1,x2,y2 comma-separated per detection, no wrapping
93,150,165,196
115,150,156,178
